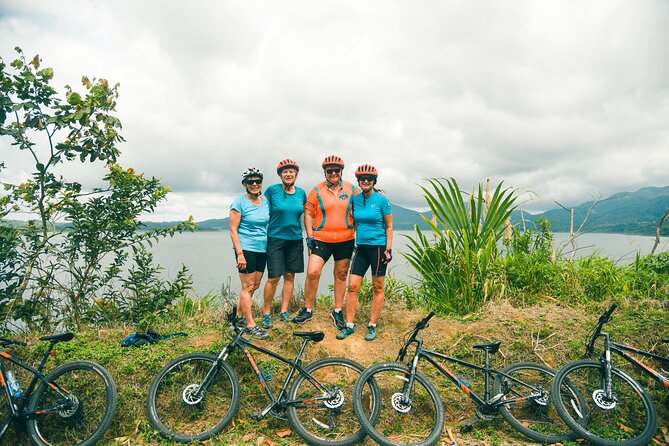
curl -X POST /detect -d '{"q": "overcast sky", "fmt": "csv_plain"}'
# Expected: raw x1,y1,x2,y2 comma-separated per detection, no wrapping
2,0,668,221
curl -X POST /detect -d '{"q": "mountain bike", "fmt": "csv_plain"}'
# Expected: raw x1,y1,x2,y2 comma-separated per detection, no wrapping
552,304,668,446
146,309,380,446
352,312,586,446
0,333,118,446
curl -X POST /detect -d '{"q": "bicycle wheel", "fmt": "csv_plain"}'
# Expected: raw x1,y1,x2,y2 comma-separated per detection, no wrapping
352,362,444,446
552,359,657,446
493,361,585,443
26,360,117,446
147,353,240,443
286,357,380,446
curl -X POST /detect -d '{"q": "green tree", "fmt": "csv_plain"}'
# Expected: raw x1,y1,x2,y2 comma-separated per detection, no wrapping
404,178,517,314
0,47,194,331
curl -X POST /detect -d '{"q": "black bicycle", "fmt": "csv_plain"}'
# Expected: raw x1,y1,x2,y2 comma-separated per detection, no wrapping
146,309,380,445
552,304,668,446
352,312,586,446
0,333,118,446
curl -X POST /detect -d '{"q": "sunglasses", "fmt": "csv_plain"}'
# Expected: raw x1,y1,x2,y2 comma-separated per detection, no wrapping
244,179,262,185
325,168,341,175
358,176,375,182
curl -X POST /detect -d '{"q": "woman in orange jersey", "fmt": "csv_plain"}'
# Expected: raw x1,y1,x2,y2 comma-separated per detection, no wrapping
291,155,357,327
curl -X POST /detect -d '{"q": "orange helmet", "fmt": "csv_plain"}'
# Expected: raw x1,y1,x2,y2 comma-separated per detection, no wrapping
321,155,345,169
355,164,378,178
276,158,299,174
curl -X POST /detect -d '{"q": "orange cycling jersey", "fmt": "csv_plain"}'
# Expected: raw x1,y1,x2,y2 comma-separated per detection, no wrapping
304,180,358,243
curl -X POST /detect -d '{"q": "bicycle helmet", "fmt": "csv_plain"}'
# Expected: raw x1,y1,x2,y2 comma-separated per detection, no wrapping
276,159,300,174
355,164,379,179
321,155,345,169
241,167,263,184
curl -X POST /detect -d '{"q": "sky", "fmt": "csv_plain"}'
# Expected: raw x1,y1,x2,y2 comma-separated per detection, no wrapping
1,0,668,222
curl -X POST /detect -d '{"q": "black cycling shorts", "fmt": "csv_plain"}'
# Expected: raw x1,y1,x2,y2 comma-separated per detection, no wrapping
266,237,304,278
234,249,267,274
311,239,355,263
350,244,387,277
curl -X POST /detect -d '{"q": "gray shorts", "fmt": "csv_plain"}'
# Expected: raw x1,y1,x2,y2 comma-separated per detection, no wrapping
266,237,304,278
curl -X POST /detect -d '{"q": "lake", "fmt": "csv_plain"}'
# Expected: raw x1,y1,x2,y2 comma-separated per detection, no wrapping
148,230,669,297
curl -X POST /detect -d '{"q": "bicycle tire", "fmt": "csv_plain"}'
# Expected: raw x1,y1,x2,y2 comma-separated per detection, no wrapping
146,353,240,443
552,359,657,446
287,357,379,446
493,361,584,443
352,362,444,446
26,360,117,446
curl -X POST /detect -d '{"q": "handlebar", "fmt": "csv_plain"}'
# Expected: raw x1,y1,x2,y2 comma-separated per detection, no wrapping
0,337,27,348
397,312,435,361
586,304,617,355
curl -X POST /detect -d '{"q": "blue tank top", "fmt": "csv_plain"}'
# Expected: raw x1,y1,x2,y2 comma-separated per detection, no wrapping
230,194,270,252
352,192,392,246
264,184,307,240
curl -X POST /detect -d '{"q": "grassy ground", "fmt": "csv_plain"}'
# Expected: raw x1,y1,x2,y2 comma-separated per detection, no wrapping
1,298,668,445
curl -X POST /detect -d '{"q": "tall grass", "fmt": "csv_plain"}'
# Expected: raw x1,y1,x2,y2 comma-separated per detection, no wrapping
404,178,517,314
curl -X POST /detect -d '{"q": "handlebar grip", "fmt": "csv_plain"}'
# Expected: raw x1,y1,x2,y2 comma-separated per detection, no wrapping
416,312,436,330
599,304,617,323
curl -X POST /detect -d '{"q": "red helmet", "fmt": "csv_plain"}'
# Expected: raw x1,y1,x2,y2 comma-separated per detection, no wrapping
355,164,378,178
276,159,299,174
321,155,345,169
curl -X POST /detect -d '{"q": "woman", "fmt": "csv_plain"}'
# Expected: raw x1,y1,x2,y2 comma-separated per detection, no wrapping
261,159,307,328
291,155,357,327
229,167,270,339
337,164,393,341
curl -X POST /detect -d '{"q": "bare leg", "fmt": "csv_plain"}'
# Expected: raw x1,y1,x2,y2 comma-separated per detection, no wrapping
280,272,295,312
333,258,350,309
238,273,256,326
303,254,325,309
345,275,362,324
369,276,386,325
263,276,280,314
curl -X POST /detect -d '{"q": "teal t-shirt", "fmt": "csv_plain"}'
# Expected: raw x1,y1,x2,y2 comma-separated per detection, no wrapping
264,184,307,240
352,192,392,246
230,194,270,252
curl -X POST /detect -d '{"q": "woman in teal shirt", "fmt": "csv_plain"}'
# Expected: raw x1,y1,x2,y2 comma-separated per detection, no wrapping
230,167,270,339
337,164,393,341
261,159,307,328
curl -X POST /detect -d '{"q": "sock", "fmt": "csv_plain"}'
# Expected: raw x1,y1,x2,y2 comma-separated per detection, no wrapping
306,308,312,313
369,323,377,328
346,322,355,329
334,308,342,313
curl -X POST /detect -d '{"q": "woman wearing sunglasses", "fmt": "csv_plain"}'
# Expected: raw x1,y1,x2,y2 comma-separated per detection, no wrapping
336,164,393,341
291,155,358,327
229,167,270,339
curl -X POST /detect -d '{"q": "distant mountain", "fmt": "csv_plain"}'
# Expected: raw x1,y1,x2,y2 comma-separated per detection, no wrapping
512,185,669,235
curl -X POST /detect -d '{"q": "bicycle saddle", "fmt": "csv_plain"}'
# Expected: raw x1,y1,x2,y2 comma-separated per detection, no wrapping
473,340,501,354
292,331,325,343
39,332,75,343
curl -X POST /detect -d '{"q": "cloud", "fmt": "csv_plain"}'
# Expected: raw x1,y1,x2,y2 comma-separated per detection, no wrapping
1,0,668,221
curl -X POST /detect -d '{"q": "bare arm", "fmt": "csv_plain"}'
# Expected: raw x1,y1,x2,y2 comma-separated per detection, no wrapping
384,214,393,250
229,209,246,269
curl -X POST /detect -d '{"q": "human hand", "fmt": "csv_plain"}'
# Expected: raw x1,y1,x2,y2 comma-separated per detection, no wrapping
306,237,316,251
381,249,393,264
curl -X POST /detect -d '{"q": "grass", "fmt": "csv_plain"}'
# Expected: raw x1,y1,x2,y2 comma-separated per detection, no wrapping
1,297,667,445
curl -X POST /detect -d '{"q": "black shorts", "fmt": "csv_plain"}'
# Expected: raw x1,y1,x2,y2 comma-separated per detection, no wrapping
312,239,355,263
350,245,388,277
234,250,267,274
266,237,304,278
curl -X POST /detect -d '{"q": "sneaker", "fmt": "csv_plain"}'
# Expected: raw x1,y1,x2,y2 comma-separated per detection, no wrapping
336,326,355,340
292,308,313,324
229,315,247,331
262,314,273,329
330,310,346,330
365,325,377,341
280,311,292,322
245,325,269,340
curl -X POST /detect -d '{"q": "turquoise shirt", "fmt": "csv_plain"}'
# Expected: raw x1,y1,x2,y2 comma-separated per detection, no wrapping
352,192,392,246
264,184,307,240
230,194,270,252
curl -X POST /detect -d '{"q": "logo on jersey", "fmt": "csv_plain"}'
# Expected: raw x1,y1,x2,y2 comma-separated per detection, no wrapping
339,192,349,200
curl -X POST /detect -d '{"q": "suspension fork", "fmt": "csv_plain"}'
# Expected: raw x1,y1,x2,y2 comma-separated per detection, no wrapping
402,341,423,401
600,333,614,399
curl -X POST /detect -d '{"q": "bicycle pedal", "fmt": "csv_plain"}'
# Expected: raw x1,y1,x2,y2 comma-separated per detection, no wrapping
250,412,264,421
460,415,480,433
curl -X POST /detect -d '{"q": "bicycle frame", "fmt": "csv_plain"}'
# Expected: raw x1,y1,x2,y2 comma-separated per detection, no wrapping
0,346,72,439
597,333,669,390
404,339,546,411
196,329,338,420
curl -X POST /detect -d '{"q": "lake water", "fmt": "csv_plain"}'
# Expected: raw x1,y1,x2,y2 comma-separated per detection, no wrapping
149,230,669,297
